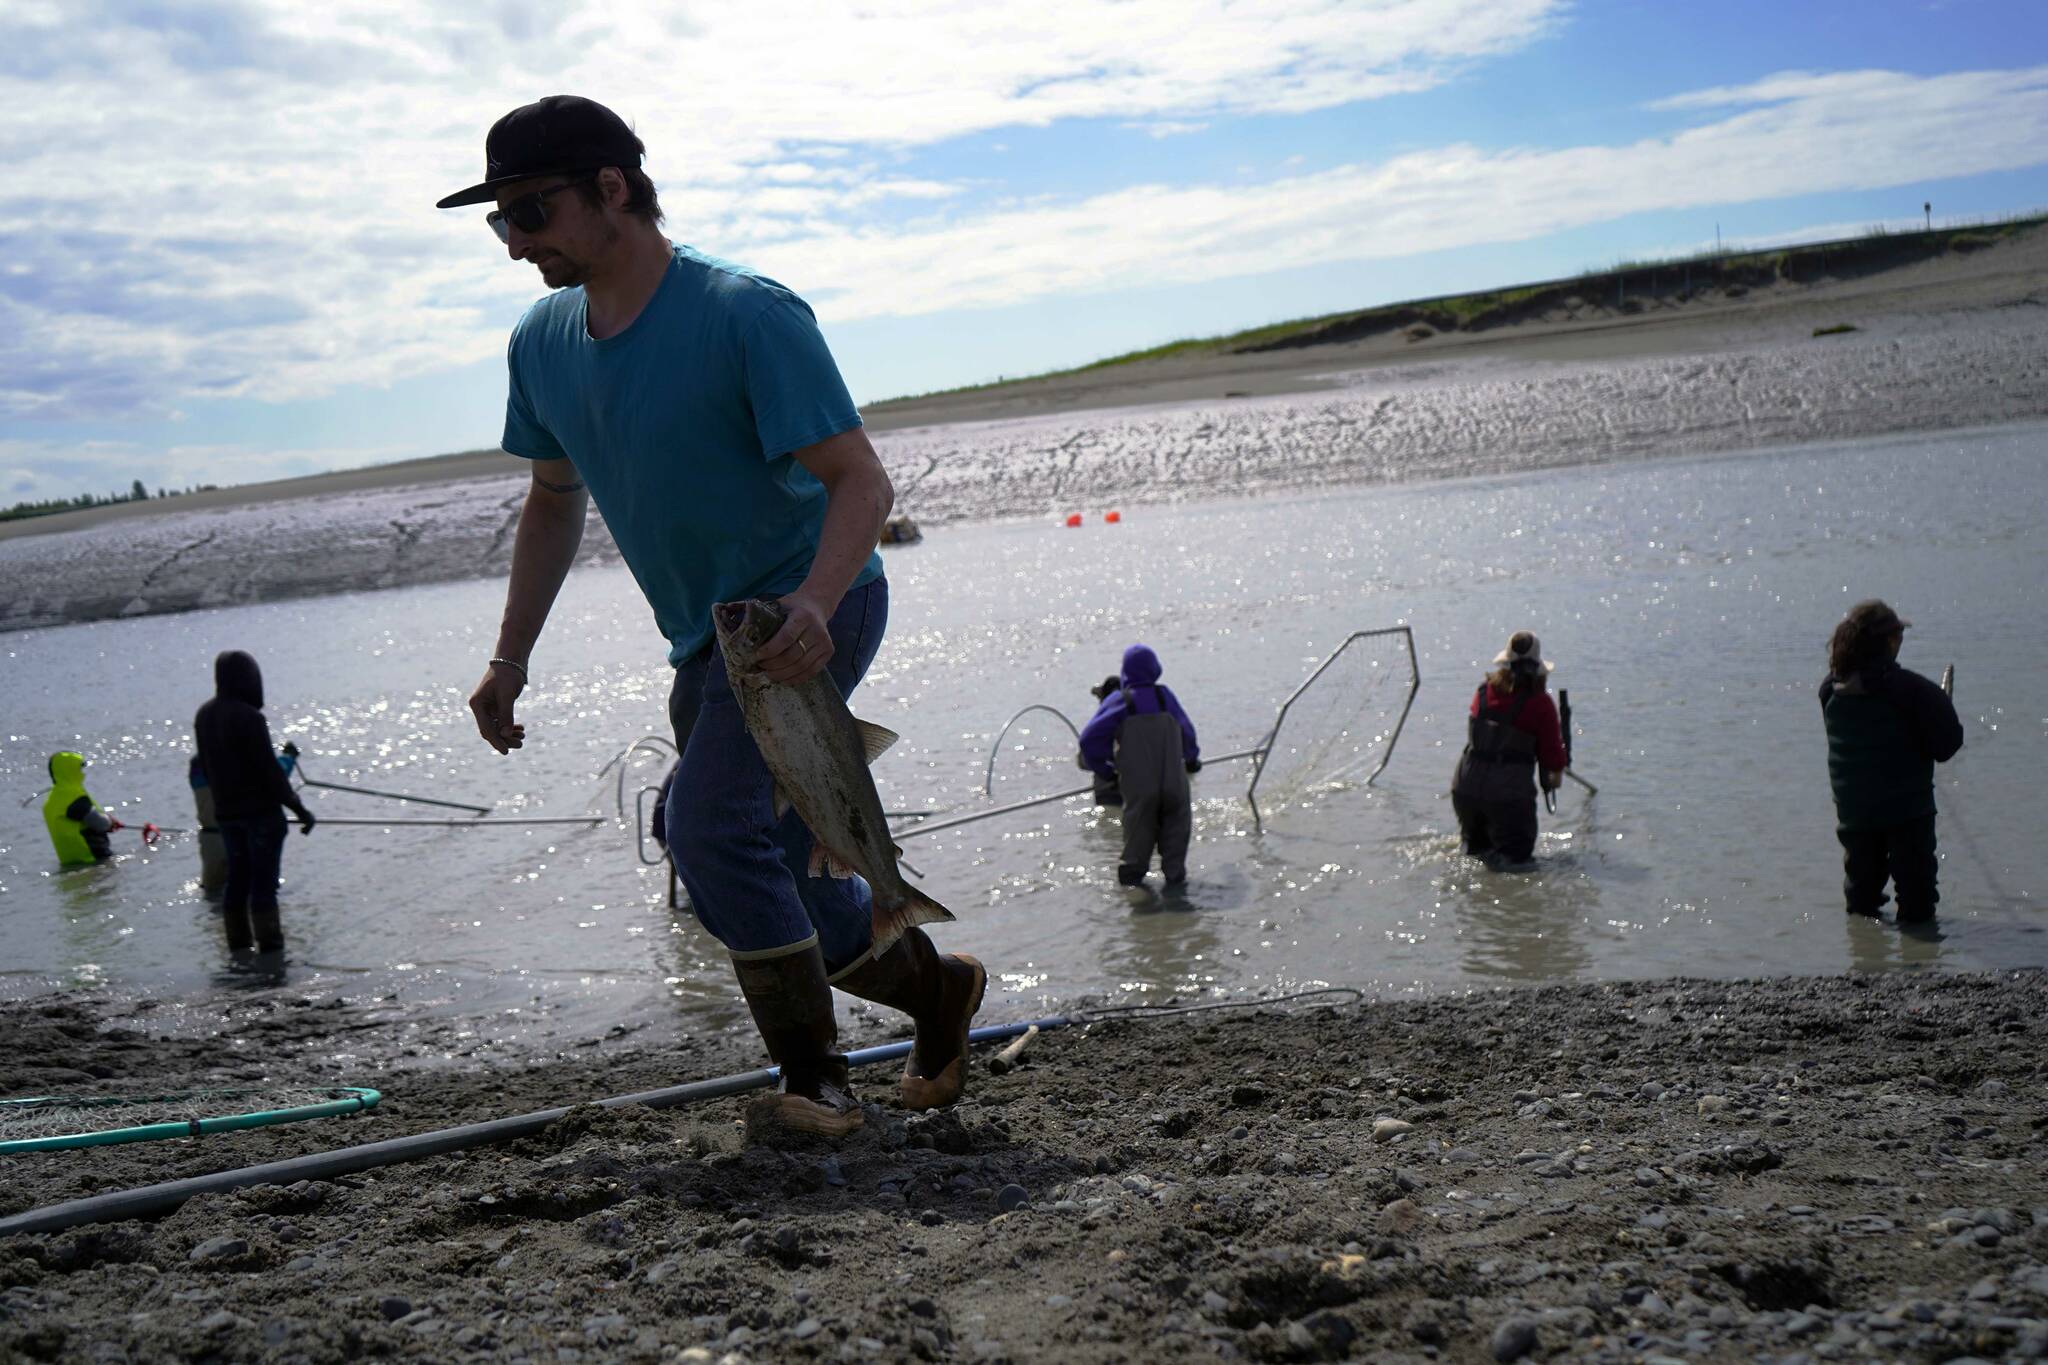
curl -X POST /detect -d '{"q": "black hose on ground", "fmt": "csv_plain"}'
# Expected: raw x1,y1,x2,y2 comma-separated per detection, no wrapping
0,1020,1062,1238
0,987,1361,1238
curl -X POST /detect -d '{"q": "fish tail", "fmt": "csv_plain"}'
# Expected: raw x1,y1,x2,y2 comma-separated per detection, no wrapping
871,885,955,956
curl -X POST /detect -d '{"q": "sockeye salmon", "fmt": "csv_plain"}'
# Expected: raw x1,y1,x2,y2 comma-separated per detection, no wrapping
713,598,954,954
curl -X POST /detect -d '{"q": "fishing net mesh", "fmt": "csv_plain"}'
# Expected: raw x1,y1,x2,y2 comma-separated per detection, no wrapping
1251,629,1418,808
0,1087,364,1141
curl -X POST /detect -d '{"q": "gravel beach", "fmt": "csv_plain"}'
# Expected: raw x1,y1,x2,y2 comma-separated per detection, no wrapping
5,969,2047,1362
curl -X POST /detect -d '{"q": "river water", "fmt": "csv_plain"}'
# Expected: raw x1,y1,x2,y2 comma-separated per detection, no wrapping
2,423,2040,1053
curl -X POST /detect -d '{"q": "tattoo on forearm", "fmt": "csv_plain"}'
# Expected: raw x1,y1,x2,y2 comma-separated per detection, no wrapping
534,472,585,494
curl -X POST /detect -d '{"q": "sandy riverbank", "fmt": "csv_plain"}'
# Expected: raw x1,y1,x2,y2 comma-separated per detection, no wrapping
3,225,2045,635
4,969,2047,1362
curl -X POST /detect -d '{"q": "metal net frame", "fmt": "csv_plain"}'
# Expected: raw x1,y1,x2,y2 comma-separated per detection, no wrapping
1245,627,1420,833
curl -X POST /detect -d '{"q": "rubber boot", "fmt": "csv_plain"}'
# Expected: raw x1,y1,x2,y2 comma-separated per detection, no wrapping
833,928,986,1111
732,944,863,1139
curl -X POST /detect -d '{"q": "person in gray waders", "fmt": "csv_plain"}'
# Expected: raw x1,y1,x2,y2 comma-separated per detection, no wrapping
187,755,228,895
1819,600,1962,925
1079,645,1202,890
1451,631,1567,869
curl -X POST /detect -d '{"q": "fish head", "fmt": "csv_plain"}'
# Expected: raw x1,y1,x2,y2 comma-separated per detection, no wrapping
712,598,787,669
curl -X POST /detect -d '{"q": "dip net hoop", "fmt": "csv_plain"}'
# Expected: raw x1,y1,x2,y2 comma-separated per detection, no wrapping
1245,626,1420,832
981,705,1087,801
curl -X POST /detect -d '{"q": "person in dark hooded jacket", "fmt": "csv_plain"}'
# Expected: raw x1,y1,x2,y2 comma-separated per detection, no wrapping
194,651,315,953
1079,645,1201,889
1819,600,1962,924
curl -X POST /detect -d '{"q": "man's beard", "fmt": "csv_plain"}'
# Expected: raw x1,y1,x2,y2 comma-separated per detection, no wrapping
535,222,614,290
536,252,590,289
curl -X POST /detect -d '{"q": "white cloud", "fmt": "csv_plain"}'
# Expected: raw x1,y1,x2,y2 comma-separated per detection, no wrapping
0,0,2042,437
1647,70,1893,112
0,0,1561,419
748,65,2048,321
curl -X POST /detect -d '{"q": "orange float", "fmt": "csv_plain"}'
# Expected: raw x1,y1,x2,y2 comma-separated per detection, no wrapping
1104,510,1121,524
1064,513,1083,528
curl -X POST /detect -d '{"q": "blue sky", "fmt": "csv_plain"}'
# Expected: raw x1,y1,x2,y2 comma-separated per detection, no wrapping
2,0,2045,502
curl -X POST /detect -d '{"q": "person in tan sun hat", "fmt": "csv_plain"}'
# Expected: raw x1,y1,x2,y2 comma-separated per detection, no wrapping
1450,631,1568,869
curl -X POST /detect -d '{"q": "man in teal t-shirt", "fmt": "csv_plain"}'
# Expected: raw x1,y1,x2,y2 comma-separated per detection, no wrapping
439,96,986,1141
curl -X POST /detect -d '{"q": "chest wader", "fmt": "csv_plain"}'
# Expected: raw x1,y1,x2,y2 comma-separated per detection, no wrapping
1115,689,1191,885
1450,688,1540,864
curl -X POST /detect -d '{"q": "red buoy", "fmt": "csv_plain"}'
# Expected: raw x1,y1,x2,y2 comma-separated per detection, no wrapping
1064,513,1083,528
1104,510,1121,524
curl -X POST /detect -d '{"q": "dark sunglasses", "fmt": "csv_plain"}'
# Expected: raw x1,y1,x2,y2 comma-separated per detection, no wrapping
486,176,594,243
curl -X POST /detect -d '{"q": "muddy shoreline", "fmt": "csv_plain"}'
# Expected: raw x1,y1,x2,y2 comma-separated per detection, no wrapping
4,970,2047,1362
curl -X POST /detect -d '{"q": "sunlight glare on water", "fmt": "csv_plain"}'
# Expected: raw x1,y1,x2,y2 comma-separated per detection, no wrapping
0,423,2040,1050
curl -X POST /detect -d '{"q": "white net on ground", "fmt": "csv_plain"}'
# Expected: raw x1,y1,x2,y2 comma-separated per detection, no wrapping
1249,629,1418,811
0,1088,365,1141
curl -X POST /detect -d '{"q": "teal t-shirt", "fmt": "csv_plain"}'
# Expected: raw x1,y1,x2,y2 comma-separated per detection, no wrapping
502,244,882,664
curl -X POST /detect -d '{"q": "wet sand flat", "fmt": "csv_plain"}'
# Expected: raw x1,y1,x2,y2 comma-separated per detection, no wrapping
4,971,2047,1362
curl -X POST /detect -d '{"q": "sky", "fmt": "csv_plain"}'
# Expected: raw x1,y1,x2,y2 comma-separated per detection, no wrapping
2,0,2045,503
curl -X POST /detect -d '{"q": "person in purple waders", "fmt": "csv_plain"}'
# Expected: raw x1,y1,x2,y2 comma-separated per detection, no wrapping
1079,645,1202,892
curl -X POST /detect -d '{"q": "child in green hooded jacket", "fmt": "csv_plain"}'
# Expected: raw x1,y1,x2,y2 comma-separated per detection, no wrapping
42,751,123,867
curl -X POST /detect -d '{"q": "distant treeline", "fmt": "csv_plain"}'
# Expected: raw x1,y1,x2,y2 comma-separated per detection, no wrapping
0,479,219,524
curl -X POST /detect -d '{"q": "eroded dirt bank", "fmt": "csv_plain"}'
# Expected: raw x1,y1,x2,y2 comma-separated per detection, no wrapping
4,276,2046,634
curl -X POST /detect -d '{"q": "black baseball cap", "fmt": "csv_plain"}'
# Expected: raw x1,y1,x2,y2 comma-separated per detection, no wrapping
436,95,644,209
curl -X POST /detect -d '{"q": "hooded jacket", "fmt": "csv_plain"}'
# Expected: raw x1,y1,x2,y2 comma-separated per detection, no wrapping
1078,644,1200,776
42,751,113,866
194,652,306,824
1819,661,1962,829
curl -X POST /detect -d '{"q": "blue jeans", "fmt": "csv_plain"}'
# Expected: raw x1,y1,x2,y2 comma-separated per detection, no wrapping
665,579,888,973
